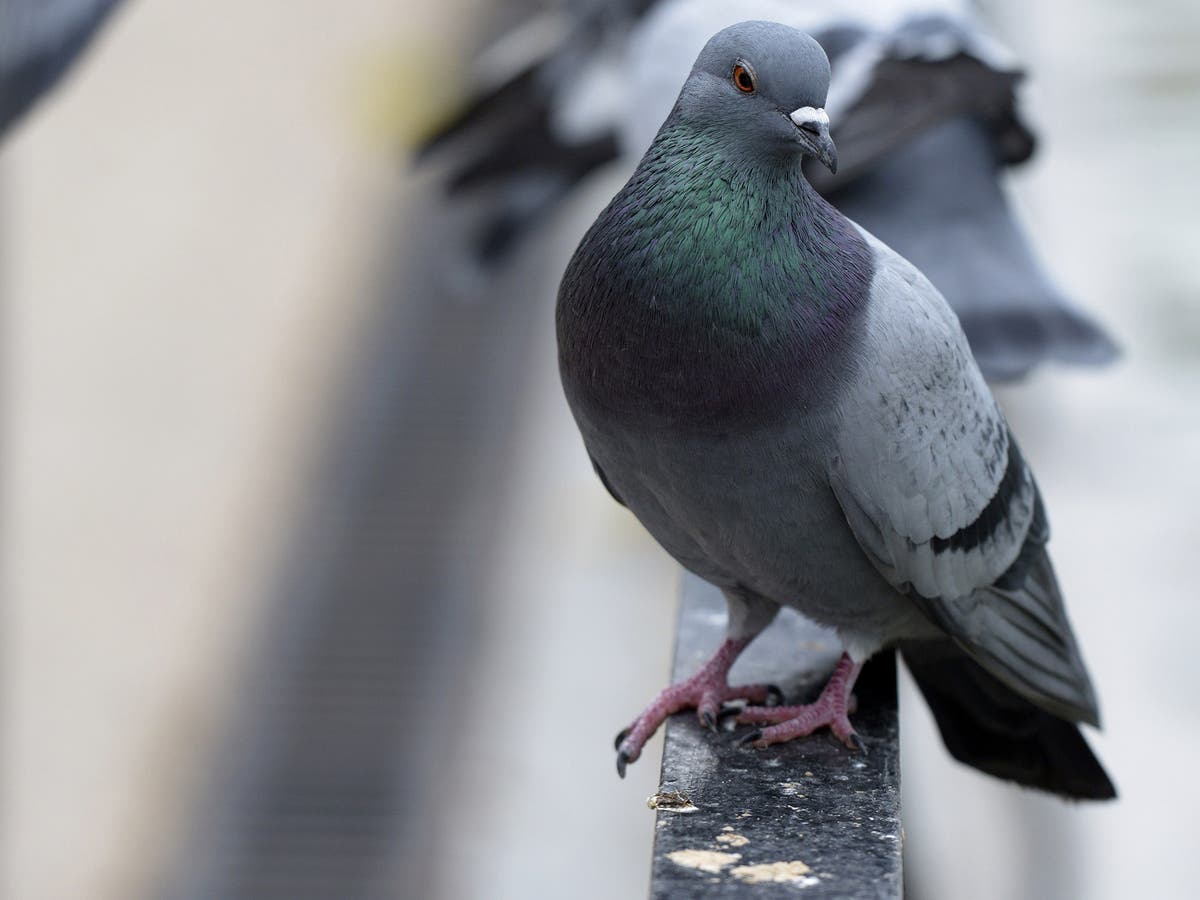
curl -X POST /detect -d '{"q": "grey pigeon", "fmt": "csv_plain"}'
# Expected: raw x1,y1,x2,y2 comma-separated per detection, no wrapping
556,20,1115,799
0,0,124,139
422,0,1117,382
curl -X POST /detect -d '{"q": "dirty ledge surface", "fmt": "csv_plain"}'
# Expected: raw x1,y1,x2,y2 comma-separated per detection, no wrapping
649,575,901,898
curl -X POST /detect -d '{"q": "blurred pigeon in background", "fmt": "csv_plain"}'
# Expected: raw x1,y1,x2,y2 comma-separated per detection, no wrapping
0,0,124,139
557,20,1115,799
420,0,1118,381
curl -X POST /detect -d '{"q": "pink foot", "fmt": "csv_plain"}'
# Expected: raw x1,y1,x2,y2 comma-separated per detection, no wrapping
615,637,781,777
736,653,865,752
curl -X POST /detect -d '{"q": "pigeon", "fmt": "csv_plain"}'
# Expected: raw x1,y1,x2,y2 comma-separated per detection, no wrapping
556,20,1116,799
421,0,1117,382
0,0,125,140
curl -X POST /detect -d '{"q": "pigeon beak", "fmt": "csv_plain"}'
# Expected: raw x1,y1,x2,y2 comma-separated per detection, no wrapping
789,106,838,174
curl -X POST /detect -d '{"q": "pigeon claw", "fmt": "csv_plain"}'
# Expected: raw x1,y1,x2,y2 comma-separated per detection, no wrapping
617,749,631,779
607,636,778,777
614,727,631,751
716,704,742,725
736,729,765,749
733,653,865,752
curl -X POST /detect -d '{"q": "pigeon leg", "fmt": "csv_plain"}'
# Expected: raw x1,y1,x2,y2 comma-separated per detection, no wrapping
736,652,864,751
615,636,780,777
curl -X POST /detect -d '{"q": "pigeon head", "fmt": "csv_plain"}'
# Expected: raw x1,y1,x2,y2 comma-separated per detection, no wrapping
673,21,837,173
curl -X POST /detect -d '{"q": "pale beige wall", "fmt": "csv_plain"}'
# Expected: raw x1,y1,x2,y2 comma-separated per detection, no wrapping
2,2,467,896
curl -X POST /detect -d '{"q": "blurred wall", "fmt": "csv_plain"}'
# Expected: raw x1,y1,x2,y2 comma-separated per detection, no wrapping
2,2,472,896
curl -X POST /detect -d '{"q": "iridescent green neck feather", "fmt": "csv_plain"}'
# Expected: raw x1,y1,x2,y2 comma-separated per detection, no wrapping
557,115,873,428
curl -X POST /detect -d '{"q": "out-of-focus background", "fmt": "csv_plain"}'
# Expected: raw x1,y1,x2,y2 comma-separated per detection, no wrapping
3,1,1197,898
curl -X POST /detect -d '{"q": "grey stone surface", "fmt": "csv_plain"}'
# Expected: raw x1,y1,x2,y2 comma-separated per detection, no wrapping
650,576,901,898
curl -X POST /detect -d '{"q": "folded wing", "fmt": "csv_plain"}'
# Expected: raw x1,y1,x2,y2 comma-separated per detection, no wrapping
830,233,1100,725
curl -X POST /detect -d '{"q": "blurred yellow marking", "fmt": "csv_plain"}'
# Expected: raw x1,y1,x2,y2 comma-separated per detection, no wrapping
349,42,468,151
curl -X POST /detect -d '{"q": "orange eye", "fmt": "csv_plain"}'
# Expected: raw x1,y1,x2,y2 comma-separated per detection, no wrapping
732,64,755,93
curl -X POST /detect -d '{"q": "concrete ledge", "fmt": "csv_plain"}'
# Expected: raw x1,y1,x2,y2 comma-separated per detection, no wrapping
650,575,902,898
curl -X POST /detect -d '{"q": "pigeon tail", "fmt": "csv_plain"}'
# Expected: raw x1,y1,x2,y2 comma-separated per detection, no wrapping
959,302,1120,383
901,639,1116,800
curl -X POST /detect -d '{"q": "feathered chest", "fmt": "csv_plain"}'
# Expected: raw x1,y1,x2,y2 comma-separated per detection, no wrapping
556,164,872,431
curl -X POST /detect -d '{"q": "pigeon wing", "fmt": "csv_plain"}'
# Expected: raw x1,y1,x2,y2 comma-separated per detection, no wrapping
829,231,1100,724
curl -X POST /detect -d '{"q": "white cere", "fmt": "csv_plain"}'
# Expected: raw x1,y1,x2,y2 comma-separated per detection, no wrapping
789,106,830,128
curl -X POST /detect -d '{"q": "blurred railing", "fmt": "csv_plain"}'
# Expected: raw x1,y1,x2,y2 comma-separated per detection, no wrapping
161,195,549,899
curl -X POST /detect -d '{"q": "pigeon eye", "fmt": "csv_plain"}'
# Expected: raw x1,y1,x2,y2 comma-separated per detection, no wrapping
732,64,756,94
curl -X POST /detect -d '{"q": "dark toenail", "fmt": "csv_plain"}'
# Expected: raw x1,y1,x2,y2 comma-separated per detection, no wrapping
700,710,717,732
614,727,630,751
717,704,741,724
617,750,630,778
736,729,764,748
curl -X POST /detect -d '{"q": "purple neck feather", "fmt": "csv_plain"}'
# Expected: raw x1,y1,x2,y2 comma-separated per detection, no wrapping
558,125,874,431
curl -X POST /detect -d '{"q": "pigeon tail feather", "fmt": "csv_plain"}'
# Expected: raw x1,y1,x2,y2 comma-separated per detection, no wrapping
901,638,1116,800
960,303,1121,383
